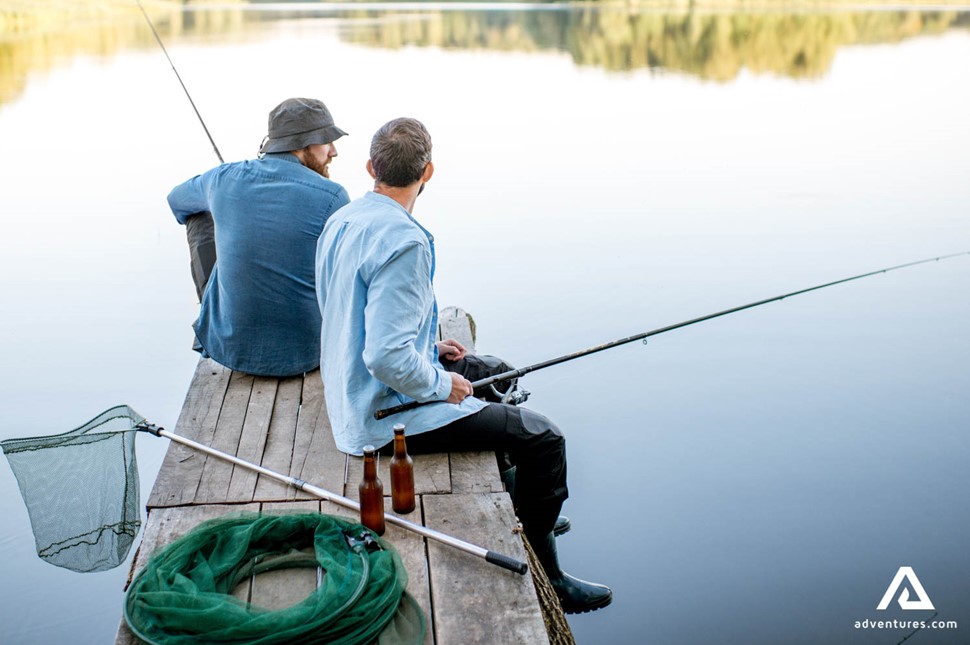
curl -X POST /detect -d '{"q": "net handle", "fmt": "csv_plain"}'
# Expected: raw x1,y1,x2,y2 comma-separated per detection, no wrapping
136,423,528,575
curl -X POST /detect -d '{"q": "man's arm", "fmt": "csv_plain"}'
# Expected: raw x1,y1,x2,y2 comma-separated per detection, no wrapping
362,242,470,403
167,172,213,225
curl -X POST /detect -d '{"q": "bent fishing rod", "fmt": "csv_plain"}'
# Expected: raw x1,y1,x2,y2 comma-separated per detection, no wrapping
134,421,528,575
376,251,970,420
136,0,224,163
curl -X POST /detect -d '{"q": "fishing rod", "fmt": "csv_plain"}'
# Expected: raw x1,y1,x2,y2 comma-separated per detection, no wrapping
124,4,526,572
135,0,224,163
135,421,528,575
376,251,970,420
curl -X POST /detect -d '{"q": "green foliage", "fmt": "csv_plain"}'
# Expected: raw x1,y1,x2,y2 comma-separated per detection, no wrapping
1,1,967,105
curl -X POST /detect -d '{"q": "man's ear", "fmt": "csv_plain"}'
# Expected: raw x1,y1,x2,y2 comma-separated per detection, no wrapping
421,161,434,183
366,159,377,180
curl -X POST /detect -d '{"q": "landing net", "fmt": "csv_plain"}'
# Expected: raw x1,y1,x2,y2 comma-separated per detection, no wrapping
1,404,143,572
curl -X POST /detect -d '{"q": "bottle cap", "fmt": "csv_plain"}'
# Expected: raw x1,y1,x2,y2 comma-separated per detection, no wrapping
392,423,405,433
362,445,376,455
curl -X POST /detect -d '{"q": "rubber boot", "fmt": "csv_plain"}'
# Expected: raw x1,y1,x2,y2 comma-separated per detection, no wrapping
500,467,571,536
552,515,571,536
532,531,612,614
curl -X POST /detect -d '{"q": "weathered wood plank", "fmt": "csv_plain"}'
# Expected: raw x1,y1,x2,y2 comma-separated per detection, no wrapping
259,500,321,514
253,375,305,500
147,358,231,508
226,376,279,502
128,309,549,645
417,452,453,495
345,452,451,499
115,503,260,645
438,305,476,351
249,501,322,611
424,493,548,645
449,451,504,494
194,371,255,504
289,371,346,500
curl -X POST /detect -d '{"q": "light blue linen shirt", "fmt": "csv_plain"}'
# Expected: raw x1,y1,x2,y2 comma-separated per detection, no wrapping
315,191,486,455
169,153,349,377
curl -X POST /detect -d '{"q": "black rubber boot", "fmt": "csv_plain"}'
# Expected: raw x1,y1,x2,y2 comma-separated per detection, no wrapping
500,467,571,536
552,515,571,537
532,531,612,614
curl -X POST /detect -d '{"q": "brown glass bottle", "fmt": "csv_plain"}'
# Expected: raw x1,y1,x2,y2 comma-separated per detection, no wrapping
358,445,385,535
389,424,416,514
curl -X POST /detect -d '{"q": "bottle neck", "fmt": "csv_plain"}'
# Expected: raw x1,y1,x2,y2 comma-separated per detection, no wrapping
363,455,377,479
393,433,408,458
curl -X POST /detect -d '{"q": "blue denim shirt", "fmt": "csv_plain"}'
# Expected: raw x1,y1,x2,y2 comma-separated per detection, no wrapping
169,153,349,377
315,192,486,454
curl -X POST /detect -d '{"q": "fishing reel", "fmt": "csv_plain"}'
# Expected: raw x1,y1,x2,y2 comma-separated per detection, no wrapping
470,355,530,406
488,381,530,406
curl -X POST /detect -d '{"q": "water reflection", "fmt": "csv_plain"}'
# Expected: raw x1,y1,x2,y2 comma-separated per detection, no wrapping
0,2,246,104
2,2,969,105
340,7,969,78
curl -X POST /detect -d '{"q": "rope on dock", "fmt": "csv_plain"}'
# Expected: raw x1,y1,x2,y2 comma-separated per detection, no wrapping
520,530,577,645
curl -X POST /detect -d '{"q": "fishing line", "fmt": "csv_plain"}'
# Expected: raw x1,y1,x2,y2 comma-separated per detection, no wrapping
377,251,970,419
135,0,224,162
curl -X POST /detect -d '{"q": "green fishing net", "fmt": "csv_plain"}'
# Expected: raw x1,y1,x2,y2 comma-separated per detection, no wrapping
124,512,425,645
1,405,143,573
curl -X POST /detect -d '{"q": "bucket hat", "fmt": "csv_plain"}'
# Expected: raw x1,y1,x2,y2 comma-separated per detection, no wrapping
259,98,347,154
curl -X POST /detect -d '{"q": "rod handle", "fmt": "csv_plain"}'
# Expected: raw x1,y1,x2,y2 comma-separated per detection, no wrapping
374,400,423,420
485,551,528,575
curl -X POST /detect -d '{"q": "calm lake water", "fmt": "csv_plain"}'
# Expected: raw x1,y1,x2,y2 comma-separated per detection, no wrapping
1,2,969,643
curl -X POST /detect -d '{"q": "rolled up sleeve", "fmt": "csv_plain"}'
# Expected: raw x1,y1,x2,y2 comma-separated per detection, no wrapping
167,173,211,225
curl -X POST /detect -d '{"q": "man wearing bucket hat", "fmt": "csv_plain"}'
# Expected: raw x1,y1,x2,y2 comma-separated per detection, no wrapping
168,98,350,378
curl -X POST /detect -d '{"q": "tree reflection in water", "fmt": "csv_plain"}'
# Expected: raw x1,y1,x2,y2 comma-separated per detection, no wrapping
2,3,969,104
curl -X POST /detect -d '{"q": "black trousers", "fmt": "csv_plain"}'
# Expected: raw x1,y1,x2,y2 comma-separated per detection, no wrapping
185,211,216,302
388,355,569,540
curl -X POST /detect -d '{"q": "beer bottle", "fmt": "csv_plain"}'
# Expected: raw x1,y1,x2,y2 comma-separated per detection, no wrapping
358,445,385,535
389,424,416,514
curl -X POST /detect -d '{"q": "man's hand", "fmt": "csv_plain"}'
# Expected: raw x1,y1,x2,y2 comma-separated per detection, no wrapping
437,338,467,362
446,372,474,404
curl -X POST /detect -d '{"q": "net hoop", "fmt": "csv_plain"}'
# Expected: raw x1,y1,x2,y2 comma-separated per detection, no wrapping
1,405,144,572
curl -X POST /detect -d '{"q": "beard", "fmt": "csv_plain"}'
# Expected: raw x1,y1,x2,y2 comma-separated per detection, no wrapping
305,155,331,179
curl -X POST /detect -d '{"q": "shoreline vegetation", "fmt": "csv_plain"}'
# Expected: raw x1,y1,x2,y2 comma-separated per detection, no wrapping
3,0,970,21
2,0,969,104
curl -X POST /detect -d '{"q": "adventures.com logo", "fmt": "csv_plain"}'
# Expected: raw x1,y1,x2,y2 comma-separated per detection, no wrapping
853,567,958,634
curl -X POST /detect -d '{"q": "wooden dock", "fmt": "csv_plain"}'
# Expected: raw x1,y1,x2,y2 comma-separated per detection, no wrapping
115,309,553,644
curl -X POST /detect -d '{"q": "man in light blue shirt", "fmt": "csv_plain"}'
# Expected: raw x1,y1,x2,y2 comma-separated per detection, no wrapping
169,98,350,377
315,118,611,614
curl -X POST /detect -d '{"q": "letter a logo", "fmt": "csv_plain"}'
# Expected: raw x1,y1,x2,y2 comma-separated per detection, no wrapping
877,566,935,610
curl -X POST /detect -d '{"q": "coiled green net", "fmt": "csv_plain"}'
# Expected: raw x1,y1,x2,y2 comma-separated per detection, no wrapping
124,512,424,645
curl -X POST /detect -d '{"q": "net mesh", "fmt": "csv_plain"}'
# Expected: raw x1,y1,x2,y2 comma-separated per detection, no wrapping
2,408,427,644
1,404,143,573
124,512,424,645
